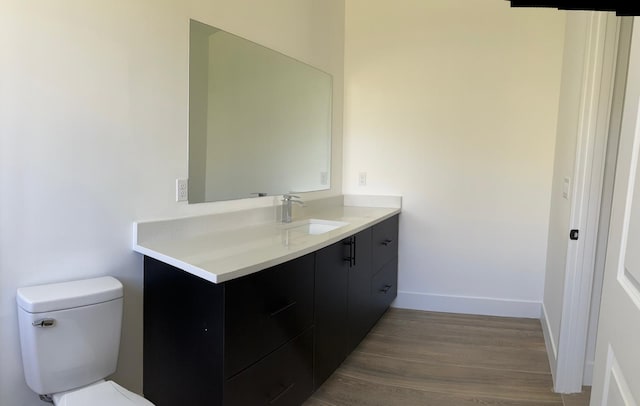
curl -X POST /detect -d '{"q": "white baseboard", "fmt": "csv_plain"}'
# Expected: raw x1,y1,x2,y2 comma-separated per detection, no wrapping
541,302,558,380
392,291,542,318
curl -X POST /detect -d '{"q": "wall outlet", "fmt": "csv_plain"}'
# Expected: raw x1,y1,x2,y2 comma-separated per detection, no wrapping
176,178,188,202
358,172,367,186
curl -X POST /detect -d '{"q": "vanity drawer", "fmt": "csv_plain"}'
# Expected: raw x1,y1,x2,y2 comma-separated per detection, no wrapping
372,215,399,271
371,258,398,321
224,253,314,378
224,328,313,406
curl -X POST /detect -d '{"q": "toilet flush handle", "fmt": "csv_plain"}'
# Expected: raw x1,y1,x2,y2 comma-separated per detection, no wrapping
32,318,55,328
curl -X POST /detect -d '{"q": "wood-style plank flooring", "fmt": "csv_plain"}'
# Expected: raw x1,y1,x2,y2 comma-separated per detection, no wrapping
304,308,590,406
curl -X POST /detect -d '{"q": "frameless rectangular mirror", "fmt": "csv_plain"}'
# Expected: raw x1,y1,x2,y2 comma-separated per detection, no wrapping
188,20,332,203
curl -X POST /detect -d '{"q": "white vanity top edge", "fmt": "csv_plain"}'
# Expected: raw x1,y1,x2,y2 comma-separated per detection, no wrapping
134,201,400,284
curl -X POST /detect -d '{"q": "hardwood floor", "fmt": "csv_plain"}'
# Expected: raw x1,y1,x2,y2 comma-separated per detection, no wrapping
304,308,590,406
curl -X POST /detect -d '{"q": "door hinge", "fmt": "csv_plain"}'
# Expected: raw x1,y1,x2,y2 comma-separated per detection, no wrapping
570,229,579,241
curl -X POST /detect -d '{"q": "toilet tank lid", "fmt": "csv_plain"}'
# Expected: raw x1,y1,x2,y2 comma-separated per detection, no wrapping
17,276,123,313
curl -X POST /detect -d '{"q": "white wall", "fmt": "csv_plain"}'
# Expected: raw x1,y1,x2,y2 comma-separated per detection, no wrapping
343,0,566,317
0,1,344,405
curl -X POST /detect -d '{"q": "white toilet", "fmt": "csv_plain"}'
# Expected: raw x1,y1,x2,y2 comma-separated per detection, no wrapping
16,276,154,405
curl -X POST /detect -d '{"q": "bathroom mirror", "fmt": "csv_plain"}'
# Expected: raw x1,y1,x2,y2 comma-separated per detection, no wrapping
188,20,332,203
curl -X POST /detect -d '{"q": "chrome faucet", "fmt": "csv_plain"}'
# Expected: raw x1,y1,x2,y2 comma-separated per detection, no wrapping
281,194,303,223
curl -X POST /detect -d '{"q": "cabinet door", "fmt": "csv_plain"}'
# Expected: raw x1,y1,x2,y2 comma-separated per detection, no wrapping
314,239,350,388
225,253,314,378
346,228,373,353
144,257,225,406
371,258,398,322
372,215,399,271
224,328,313,406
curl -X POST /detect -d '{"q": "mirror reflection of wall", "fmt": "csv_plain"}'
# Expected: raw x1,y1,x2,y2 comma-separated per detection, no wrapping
188,20,332,203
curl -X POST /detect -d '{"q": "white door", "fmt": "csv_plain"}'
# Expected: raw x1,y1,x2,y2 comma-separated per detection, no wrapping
591,19,640,406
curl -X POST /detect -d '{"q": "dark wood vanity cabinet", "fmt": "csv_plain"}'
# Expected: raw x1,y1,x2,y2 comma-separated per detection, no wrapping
346,228,375,352
143,257,226,405
224,254,314,378
372,214,399,271
143,214,399,406
313,228,378,383
144,254,314,406
314,216,398,389
371,214,399,321
224,328,314,406
313,228,374,387
313,238,350,388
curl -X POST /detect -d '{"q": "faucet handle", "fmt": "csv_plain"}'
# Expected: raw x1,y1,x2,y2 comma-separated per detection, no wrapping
282,194,301,201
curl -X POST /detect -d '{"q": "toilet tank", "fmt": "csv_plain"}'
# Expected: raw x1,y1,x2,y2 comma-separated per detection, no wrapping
16,277,123,395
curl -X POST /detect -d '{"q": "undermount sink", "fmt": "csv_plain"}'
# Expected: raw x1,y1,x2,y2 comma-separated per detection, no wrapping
284,219,349,235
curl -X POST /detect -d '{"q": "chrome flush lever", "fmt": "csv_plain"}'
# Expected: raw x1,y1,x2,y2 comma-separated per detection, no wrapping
32,318,56,328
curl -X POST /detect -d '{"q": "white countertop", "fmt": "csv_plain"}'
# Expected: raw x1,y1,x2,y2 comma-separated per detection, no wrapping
134,198,400,284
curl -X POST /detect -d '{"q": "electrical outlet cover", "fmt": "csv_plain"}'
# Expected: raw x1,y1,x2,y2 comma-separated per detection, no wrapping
176,179,188,201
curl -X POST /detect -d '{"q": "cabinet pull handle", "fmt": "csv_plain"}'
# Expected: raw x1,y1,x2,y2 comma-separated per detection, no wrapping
269,383,295,404
379,284,393,294
269,301,297,317
343,237,356,267
381,239,393,246
352,236,357,267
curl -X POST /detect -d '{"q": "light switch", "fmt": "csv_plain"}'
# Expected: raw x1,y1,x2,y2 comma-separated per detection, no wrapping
563,177,570,200
358,172,367,186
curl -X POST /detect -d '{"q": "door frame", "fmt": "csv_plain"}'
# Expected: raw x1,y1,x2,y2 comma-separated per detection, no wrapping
551,12,622,393
582,16,634,386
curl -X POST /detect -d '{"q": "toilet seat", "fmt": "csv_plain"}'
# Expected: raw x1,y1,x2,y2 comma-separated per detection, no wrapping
52,380,154,406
